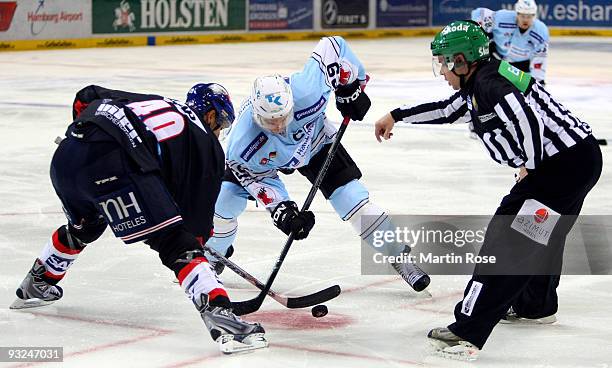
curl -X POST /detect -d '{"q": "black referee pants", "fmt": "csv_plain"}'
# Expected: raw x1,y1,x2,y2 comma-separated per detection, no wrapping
448,135,603,349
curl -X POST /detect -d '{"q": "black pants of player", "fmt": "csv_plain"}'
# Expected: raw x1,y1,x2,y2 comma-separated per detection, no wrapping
224,142,362,199
448,135,603,349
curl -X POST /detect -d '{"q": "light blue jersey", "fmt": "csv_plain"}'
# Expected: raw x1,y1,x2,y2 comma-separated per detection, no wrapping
206,37,414,272
472,8,549,81
223,36,366,211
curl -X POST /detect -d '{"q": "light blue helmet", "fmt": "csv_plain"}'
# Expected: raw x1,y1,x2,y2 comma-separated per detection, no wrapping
251,74,294,134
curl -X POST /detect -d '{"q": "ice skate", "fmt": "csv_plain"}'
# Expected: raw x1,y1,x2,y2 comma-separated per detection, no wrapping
194,294,268,354
427,327,479,361
10,260,64,310
500,307,557,325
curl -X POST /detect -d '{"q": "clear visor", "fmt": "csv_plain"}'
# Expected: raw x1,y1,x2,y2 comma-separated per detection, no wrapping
216,109,233,130
517,13,535,28
258,111,293,135
432,55,454,77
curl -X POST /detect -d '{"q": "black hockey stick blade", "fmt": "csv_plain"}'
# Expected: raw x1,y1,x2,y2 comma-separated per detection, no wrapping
231,294,266,316
285,284,341,309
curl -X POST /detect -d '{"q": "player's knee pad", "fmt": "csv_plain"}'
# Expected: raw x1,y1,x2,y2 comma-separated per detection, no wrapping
146,226,205,275
329,179,370,221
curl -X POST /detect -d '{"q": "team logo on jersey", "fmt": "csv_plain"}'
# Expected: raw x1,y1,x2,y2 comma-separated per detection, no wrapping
256,188,275,206
240,132,268,161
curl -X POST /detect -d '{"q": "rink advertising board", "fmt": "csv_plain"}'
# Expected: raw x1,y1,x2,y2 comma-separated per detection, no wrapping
0,0,90,40
432,0,612,28
249,0,313,30
92,0,246,34
377,0,429,27
321,0,368,29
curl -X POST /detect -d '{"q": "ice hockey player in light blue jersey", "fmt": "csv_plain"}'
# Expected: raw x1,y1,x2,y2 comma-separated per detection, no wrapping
206,36,430,292
472,0,549,83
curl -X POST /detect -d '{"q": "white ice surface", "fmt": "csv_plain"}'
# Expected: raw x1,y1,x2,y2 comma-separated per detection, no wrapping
0,37,611,368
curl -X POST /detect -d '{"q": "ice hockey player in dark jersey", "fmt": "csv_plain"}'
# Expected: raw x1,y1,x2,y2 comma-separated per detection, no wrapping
374,21,602,360
10,84,268,354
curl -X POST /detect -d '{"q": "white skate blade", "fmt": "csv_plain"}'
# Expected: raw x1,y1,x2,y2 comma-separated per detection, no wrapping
217,333,268,354
427,338,479,361
9,297,56,310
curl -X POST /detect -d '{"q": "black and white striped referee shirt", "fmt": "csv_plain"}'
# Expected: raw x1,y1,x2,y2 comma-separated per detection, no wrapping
390,59,592,170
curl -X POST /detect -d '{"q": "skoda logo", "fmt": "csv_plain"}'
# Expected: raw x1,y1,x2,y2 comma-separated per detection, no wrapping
323,0,338,25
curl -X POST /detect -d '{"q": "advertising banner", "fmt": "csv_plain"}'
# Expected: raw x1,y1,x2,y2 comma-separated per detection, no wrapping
377,0,429,27
92,0,246,34
0,0,90,40
249,0,312,30
433,0,612,28
321,0,368,29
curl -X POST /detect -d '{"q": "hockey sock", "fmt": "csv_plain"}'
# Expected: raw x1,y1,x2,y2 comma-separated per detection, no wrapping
176,253,230,309
37,226,85,285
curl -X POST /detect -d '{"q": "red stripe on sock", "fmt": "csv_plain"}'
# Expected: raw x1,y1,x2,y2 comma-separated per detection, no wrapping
208,288,228,301
52,230,81,255
177,257,209,286
44,270,64,280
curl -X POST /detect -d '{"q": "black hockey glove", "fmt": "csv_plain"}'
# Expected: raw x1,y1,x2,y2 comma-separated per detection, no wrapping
335,79,371,121
278,167,295,175
271,201,315,240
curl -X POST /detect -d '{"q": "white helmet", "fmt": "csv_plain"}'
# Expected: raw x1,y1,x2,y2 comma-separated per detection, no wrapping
515,0,537,15
251,75,294,135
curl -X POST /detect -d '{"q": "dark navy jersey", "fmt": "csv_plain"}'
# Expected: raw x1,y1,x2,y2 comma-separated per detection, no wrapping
69,85,225,240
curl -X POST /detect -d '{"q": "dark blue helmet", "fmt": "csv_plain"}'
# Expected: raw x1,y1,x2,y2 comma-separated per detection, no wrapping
186,83,235,130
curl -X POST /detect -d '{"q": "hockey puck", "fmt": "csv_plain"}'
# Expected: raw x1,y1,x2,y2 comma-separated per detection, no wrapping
311,304,328,318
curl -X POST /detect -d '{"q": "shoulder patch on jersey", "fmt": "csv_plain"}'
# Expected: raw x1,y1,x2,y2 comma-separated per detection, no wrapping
498,61,532,93
240,132,268,161
498,22,517,29
528,30,545,43
294,96,327,120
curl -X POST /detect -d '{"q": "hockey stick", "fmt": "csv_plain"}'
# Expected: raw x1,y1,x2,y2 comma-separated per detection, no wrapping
203,245,341,309
231,116,350,315
231,103,358,316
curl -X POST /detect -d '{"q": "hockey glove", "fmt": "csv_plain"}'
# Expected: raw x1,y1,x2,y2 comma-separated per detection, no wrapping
335,79,371,121
271,201,315,240
278,167,295,175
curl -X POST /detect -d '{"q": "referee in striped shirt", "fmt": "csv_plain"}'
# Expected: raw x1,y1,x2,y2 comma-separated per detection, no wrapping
374,20,602,360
